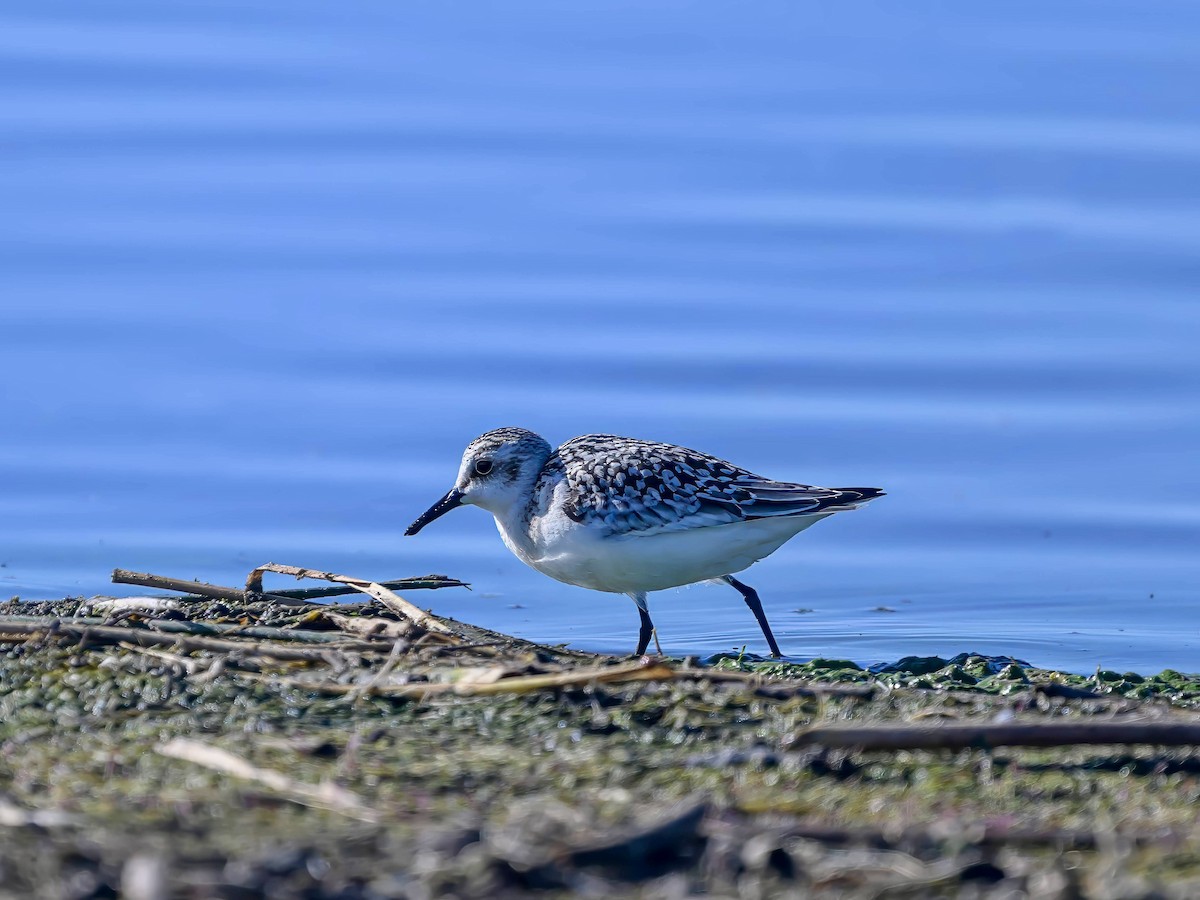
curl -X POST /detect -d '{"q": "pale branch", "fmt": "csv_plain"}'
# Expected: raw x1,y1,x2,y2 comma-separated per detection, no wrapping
246,563,456,635
158,738,377,820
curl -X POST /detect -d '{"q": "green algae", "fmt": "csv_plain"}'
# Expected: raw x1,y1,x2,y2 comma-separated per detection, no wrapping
712,651,1200,706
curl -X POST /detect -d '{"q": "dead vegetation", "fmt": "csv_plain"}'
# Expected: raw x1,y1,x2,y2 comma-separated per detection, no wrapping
2,563,1200,898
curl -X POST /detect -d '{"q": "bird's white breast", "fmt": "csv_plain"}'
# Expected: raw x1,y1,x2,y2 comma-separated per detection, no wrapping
494,482,829,594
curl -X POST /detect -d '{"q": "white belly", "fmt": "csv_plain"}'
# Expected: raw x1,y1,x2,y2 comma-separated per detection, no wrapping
499,513,829,594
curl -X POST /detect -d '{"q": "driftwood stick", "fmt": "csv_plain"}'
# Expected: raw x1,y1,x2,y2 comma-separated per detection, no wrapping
247,563,456,635
112,569,306,606
789,720,1200,751
268,574,469,600
0,620,381,661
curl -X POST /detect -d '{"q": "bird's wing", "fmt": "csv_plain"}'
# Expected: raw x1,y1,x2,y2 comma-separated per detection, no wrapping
551,434,882,536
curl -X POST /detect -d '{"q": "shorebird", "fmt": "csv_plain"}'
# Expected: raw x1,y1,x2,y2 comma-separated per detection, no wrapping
406,428,883,657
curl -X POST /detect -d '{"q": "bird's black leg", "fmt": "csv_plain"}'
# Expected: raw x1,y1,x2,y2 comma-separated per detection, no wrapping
723,575,783,658
636,607,655,656
630,592,656,656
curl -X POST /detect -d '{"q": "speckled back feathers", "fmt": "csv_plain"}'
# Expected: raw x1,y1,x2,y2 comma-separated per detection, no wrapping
531,434,883,536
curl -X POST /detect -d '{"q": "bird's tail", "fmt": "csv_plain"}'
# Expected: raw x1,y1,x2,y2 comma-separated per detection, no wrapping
815,486,886,513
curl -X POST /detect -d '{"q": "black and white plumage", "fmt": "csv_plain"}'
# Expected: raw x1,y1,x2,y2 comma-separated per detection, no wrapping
406,427,884,657
547,434,880,535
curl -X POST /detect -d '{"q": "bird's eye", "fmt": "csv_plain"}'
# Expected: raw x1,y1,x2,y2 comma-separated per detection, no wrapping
473,458,494,476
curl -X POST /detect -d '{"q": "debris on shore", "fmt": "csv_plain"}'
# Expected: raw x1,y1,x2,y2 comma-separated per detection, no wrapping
2,564,1200,898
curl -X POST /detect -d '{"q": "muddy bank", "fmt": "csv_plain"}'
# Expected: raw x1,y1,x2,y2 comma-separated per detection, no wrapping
3,586,1200,899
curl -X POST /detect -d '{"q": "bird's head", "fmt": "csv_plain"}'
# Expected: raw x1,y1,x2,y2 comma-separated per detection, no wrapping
405,427,553,535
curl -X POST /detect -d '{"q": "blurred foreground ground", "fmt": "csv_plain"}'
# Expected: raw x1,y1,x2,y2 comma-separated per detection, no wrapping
3,592,1200,899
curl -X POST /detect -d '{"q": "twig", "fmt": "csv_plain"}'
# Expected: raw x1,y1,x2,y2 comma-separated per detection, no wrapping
788,719,1200,751
112,568,469,607
423,641,505,658
416,659,678,696
269,574,470,599
0,619,378,661
115,642,260,680
344,637,408,705
82,597,181,616
247,563,456,635
157,738,376,821
0,615,380,646
111,569,307,606
359,582,458,636
234,659,678,699
118,641,199,674
809,850,949,891
318,611,416,641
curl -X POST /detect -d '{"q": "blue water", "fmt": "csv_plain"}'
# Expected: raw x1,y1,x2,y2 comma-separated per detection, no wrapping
3,1,1199,673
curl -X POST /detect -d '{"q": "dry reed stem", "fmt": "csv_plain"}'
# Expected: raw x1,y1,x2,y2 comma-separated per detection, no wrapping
234,659,678,700
157,738,377,821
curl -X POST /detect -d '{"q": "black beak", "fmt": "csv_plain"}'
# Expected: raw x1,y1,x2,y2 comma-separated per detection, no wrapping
405,488,465,536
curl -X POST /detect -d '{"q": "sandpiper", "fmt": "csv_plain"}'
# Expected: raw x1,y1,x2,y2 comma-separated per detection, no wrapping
406,428,883,657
